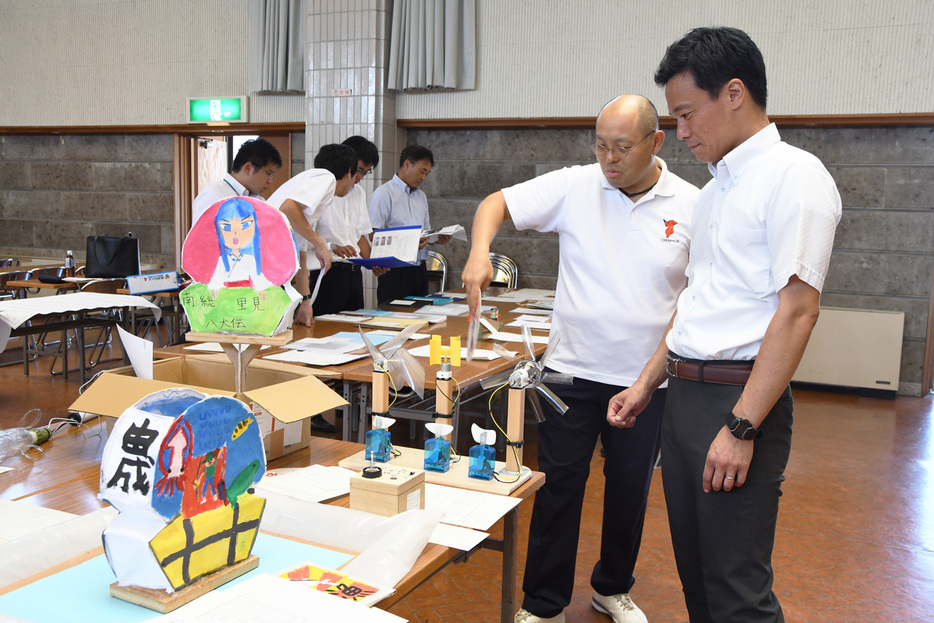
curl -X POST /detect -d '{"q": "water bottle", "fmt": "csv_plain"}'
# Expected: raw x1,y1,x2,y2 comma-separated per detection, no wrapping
65,250,76,278
0,428,49,463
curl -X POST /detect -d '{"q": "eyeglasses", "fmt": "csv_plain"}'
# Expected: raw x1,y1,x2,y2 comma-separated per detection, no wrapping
259,167,277,179
592,130,656,159
356,166,373,177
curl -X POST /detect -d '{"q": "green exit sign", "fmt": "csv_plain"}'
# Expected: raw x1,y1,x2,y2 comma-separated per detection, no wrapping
187,96,248,123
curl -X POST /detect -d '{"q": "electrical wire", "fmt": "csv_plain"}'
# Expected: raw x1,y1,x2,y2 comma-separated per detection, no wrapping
487,381,521,483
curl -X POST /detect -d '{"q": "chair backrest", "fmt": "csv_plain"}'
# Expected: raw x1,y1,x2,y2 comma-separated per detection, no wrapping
0,259,20,268
28,266,66,279
425,250,448,292
489,253,519,289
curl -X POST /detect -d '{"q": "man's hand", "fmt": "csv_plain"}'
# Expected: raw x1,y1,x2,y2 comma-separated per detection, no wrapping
462,253,494,315
418,236,429,249
436,234,452,245
606,385,653,428
703,426,754,493
314,245,332,273
372,265,390,277
295,300,315,326
332,245,358,259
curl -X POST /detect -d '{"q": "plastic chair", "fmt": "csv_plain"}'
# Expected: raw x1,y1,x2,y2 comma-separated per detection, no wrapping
425,250,448,293
0,269,30,301
489,253,519,289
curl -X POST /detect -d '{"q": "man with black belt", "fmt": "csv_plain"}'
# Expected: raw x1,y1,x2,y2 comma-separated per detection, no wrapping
464,95,699,623
367,145,450,304
608,27,841,622
307,137,385,316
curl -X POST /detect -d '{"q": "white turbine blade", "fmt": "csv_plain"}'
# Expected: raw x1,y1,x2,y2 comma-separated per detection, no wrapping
492,343,517,362
527,388,546,423
380,324,421,355
542,371,574,385
536,384,570,416
539,333,561,368
391,346,425,399
358,326,383,367
521,324,535,361
479,370,512,390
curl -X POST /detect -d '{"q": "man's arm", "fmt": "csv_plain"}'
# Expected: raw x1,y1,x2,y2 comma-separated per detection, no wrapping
280,198,332,273
704,275,820,493
607,312,677,428
461,191,511,314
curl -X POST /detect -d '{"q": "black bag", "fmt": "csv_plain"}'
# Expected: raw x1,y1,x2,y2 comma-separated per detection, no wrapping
85,233,141,278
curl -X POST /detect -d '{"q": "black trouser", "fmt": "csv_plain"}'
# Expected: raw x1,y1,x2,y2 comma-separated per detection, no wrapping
521,374,665,618
662,377,793,622
376,263,428,305
309,262,364,316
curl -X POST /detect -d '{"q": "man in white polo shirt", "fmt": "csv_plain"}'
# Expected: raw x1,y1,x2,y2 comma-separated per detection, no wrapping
608,28,841,622
462,94,699,623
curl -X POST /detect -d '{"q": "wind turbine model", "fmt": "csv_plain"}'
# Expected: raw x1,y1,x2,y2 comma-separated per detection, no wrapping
479,325,573,474
357,324,425,416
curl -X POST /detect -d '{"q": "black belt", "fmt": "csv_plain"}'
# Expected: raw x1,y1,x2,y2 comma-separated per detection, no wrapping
666,353,754,386
325,262,360,272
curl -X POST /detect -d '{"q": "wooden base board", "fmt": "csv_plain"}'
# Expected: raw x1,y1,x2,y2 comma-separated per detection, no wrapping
338,446,531,495
109,555,260,613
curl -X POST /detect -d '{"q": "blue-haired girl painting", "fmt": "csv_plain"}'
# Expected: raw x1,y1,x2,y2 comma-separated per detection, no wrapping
207,198,275,292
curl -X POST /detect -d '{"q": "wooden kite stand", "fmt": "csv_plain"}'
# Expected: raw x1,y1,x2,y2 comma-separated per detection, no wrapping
109,555,259,613
185,331,292,392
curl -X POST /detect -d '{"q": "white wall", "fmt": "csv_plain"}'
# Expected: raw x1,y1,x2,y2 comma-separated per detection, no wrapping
0,0,931,127
0,0,303,126
395,0,934,119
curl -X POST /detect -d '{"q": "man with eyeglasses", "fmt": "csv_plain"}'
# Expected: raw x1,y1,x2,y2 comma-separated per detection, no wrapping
462,94,699,623
192,138,282,226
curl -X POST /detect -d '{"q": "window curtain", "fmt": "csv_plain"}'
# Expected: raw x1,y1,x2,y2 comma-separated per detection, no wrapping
387,0,476,91
249,0,305,94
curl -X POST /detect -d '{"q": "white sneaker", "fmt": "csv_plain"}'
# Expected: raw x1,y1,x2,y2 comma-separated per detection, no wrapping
514,608,566,623
591,592,648,623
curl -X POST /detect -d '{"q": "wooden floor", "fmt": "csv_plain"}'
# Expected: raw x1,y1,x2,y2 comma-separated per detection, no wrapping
2,338,933,622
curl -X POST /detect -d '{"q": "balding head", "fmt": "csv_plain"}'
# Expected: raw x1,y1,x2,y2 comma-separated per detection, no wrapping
598,95,659,135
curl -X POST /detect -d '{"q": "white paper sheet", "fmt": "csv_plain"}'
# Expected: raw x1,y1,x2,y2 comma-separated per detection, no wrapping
488,331,550,345
183,343,272,353
505,315,553,331
116,324,153,380
406,345,513,361
0,501,76,545
314,313,371,323
370,226,421,264
0,292,161,353
423,223,467,243
146,573,407,623
508,307,554,316
428,522,489,552
424,483,522,531
264,349,367,367
255,465,355,503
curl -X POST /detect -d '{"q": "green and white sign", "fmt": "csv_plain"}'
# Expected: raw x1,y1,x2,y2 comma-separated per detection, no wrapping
188,97,248,123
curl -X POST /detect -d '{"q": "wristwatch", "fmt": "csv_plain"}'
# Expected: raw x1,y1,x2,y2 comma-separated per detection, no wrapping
727,415,761,440
301,294,312,302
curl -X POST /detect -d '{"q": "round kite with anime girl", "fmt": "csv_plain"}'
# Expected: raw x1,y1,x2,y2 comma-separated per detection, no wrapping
181,197,301,335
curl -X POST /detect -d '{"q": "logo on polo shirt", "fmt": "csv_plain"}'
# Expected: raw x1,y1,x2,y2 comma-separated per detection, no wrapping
664,219,677,238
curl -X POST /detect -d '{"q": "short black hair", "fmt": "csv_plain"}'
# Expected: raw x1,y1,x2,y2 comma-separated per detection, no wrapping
313,143,357,180
341,136,379,168
231,138,282,172
399,144,434,169
655,26,768,110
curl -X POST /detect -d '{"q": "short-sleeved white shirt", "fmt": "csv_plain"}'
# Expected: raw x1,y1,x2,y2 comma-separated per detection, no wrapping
191,174,257,226
667,124,842,361
504,158,699,386
368,174,432,262
266,169,336,258
307,184,374,270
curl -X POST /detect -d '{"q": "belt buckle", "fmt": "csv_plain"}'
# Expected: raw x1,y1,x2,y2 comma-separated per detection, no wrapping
665,354,678,378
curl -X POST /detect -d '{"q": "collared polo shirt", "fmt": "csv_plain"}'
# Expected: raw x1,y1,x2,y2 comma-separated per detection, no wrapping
266,168,337,266
504,158,699,386
368,174,432,262
667,123,842,361
191,174,255,226
306,184,373,270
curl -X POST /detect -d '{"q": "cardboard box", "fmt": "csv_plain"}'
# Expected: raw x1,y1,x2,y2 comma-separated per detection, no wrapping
70,355,347,460
349,465,425,517
127,270,181,295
